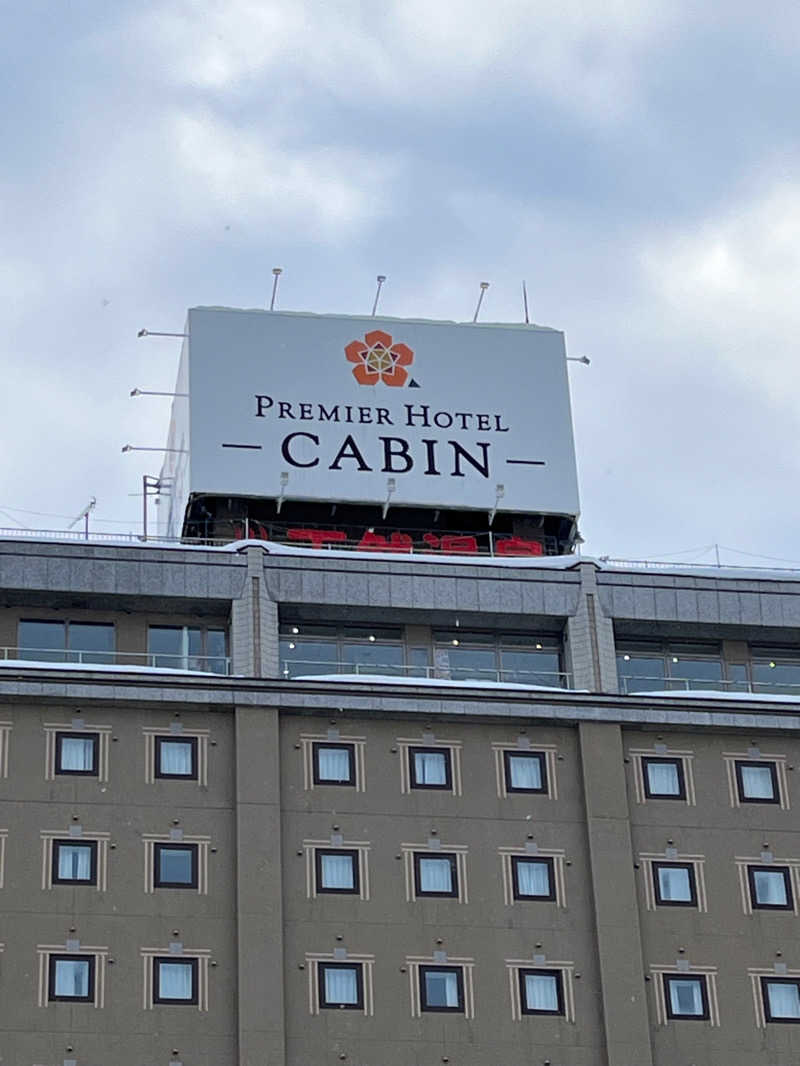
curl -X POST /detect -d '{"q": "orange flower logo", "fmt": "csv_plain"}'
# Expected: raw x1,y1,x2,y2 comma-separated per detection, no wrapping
345,330,414,387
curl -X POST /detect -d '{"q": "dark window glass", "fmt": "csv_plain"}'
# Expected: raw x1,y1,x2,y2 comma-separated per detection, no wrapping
414,853,458,897
154,736,198,779
503,750,547,793
652,862,697,906
642,757,686,800
154,843,198,889
748,865,793,910
48,955,94,1002
340,641,405,676
66,623,115,664
148,626,227,673
511,856,556,900
499,648,561,686
762,977,800,1021
519,968,564,1015
735,760,779,803
666,656,723,690
19,620,65,660
753,659,800,695
153,957,198,1004
664,974,709,1019
617,654,666,693
316,849,359,894
19,621,115,664
52,840,98,885
318,962,363,1009
55,732,98,776
312,742,355,786
419,965,464,1012
409,747,452,790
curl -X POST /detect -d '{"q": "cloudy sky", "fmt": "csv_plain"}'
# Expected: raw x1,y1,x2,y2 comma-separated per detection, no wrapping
3,1,800,565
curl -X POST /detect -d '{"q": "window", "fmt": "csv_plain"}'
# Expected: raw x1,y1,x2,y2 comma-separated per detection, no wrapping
19,620,115,664
503,750,547,793
642,757,685,800
663,974,710,1019
52,840,98,885
617,640,723,694
748,865,793,910
153,843,198,889
652,862,697,907
414,853,458,898
511,856,556,901
433,630,563,685
419,965,464,1012
518,969,564,1015
280,622,406,679
752,649,800,696
318,962,364,1009
409,746,452,790
312,742,355,786
48,955,95,1002
762,977,800,1021
154,735,198,780
736,760,779,803
153,957,198,1005
315,849,359,895
55,732,98,776
148,625,228,674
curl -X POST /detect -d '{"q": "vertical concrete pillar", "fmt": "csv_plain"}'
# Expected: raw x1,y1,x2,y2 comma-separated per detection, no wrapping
231,546,279,677
235,705,285,1065
566,562,619,692
579,721,652,1066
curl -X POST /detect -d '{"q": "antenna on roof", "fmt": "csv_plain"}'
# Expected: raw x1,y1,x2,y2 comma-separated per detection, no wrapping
269,267,283,311
473,281,490,323
371,275,386,316
522,280,530,324
68,497,96,540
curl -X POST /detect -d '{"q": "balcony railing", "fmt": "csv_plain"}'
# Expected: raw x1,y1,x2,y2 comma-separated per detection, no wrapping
280,658,571,688
0,646,231,675
618,674,800,697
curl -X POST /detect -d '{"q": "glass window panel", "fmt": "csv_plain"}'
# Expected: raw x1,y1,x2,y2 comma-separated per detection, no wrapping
440,646,497,681
54,958,90,998
408,646,430,678
340,641,405,676
58,735,96,772
57,843,93,881
424,969,459,1008
340,625,402,642
668,657,722,690
433,630,492,646
616,655,666,693
316,746,352,782
19,620,66,661
324,966,358,1004
767,981,800,1019
148,626,183,668
740,764,775,799
279,638,338,677
754,869,788,906
516,860,551,897
320,853,355,890
728,662,749,691
500,649,561,685
418,856,453,893
753,660,800,694
157,847,195,885
414,750,447,785
158,739,194,776
507,753,543,790
646,760,681,796
524,973,559,1011
206,629,227,673
669,978,704,1016
657,866,692,902
157,961,193,1000
67,623,115,664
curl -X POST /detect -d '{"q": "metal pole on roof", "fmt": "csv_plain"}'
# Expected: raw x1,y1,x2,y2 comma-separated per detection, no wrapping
473,282,490,323
269,267,283,311
522,280,530,324
372,275,386,316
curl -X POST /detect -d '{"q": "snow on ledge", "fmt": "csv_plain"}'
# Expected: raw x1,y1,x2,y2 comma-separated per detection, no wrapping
0,658,220,677
629,688,800,704
292,672,582,693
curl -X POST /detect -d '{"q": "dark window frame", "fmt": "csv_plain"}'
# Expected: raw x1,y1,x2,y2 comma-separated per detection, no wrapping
153,842,199,889
413,851,459,898
54,731,99,777
734,760,780,804
51,839,98,886
641,756,686,800
314,848,360,895
408,746,452,791
152,956,199,1005
48,953,95,1003
418,964,465,1013
311,741,356,787
748,864,794,911
511,855,556,901
518,967,565,1016
761,976,800,1022
663,973,710,1020
503,750,548,795
154,735,198,781
652,861,698,908
318,961,365,1010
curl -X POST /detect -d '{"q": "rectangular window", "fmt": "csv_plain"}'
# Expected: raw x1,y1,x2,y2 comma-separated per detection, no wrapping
748,865,793,910
409,747,452,790
153,843,198,889
736,760,779,803
153,957,198,1004
318,962,364,1009
55,732,98,776
48,955,95,1002
52,840,98,885
315,849,359,895
762,977,800,1021
19,620,115,664
511,856,556,901
503,750,547,794
664,974,709,1019
642,757,686,799
414,853,458,897
154,736,198,780
148,625,228,674
312,742,355,786
419,965,464,1012
519,969,564,1015
652,862,697,907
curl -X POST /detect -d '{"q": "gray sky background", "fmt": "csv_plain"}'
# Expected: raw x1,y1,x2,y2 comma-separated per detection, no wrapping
3,1,800,565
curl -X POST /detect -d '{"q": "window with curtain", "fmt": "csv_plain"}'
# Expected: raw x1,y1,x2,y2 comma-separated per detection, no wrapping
319,963,362,1008
313,743,354,786
420,967,462,1011
317,850,358,893
55,732,98,775
654,863,695,905
410,748,450,789
155,737,197,779
512,857,554,900
665,976,706,1018
49,956,93,1001
764,979,800,1020
416,855,456,896
520,970,562,1014
154,958,196,1003
736,761,778,802
750,866,792,909
148,625,228,674
642,757,684,799
154,844,197,888
504,751,546,793
53,841,96,884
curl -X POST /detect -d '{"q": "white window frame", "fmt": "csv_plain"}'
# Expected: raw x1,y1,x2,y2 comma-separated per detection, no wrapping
0,721,10,778
749,965,800,1027
639,850,707,912
41,829,110,891
736,855,800,915
37,942,108,1008
144,831,210,894
406,954,474,1018
628,746,696,805
500,844,567,907
401,842,468,903
724,750,789,809
397,735,462,796
141,946,210,1011
305,951,375,1016
44,721,111,783
650,963,719,1026
304,837,371,900
492,740,558,799
506,956,575,1022
143,725,209,786
300,730,366,792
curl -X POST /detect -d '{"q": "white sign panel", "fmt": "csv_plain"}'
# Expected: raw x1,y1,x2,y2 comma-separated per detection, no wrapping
163,307,580,531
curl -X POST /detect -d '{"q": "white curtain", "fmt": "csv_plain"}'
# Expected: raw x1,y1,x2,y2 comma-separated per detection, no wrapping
419,857,453,893
324,966,358,1004
767,981,800,1018
754,869,787,905
321,854,355,889
60,737,94,772
741,765,774,799
58,844,91,881
415,752,446,785
318,747,351,782
160,741,193,775
658,867,691,902
524,973,558,1011
509,756,542,790
158,962,193,1000
517,861,550,897
159,848,193,884
54,959,89,997
425,970,459,1007
669,978,703,1016
647,762,679,795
